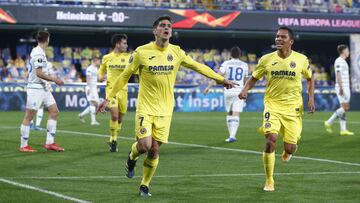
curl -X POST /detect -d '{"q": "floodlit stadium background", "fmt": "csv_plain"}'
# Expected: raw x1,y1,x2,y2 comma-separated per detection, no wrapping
0,1,359,202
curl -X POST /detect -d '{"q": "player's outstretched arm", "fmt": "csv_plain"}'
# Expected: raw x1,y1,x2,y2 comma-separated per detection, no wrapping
306,75,315,114
223,79,238,89
204,71,225,94
36,68,64,86
239,76,258,100
97,99,109,113
203,80,216,95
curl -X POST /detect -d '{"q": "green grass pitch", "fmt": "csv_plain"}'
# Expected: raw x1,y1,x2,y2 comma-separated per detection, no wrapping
0,111,359,202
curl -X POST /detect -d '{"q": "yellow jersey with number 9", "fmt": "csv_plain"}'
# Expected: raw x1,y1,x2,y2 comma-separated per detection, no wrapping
252,50,311,116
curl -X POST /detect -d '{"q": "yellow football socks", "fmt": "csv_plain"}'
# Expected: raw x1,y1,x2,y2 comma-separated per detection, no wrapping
109,120,119,142
263,152,275,184
141,157,159,187
130,142,140,161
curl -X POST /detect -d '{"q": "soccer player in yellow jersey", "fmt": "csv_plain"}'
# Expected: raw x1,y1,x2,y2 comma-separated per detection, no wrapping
239,26,315,192
98,15,237,197
97,34,131,152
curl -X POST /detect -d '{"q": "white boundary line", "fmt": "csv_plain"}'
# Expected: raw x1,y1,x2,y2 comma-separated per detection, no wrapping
0,178,91,203
3,171,360,180
1,126,360,167
57,129,360,167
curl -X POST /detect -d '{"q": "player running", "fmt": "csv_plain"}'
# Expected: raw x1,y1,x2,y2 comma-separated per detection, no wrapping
98,16,237,197
239,26,315,191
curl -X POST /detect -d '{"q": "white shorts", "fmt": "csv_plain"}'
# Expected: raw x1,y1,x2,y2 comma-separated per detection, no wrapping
86,86,99,103
336,86,351,104
26,88,56,110
224,92,244,112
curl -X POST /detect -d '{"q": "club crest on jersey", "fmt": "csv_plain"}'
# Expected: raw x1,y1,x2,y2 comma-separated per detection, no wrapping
290,61,296,68
129,55,133,63
121,58,125,63
264,122,271,129
140,127,147,135
167,54,173,62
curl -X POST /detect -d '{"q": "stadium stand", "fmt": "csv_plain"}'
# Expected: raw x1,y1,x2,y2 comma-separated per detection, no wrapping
0,45,332,86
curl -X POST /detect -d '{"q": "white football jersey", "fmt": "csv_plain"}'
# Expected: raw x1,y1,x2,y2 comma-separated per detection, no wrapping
334,57,350,87
27,46,48,89
219,58,248,93
86,64,98,88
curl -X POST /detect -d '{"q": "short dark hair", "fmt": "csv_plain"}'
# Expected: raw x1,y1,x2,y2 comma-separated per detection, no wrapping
153,15,172,28
337,44,348,55
36,31,50,43
111,34,127,48
230,46,241,58
278,26,294,40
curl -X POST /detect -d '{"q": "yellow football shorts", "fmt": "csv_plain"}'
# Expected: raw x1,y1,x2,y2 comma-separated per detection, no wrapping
107,90,128,114
135,113,172,143
261,110,302,144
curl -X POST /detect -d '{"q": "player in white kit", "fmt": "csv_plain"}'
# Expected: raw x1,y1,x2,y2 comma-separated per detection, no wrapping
19,31,65,152
78,57,101,125
204,47,249,142
30,61,55,130
324,44,354,136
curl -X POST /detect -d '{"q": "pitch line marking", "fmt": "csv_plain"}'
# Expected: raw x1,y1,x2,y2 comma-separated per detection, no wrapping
3,171,360,180
56,129,360,167
0,178,91,203
1,126,359,167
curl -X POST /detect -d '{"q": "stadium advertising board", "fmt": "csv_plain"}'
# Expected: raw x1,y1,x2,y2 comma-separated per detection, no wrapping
1,5,360,32
0,83,357,112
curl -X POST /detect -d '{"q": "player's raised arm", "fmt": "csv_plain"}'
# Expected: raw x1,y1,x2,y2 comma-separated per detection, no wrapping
180,50,236,89
204,70,224,95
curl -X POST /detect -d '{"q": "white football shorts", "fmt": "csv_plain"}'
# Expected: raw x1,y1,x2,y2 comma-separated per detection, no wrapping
224,92,244,113
26,88,56,110
335,86,351,104
86,86,99,103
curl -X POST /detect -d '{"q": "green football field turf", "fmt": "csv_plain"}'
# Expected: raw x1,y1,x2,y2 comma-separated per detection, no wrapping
0,111,359,202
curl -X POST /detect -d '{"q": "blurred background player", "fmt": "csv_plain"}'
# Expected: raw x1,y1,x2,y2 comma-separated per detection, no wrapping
324,44,354,136
98,15,236,197
204,46,249,143
239,27,315,191
19,31,65,152
98,34,131,152
79,57,101,125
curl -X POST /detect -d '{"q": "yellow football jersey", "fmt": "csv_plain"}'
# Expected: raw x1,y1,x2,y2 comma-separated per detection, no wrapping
107,42,224,116
99,51,130,95
252,50,311,116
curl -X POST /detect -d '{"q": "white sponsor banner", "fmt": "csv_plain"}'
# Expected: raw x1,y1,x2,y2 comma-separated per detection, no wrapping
350,34,360,92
